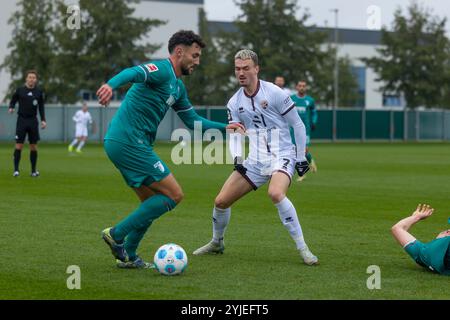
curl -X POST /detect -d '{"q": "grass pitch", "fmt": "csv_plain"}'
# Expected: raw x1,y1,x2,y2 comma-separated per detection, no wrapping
0,142,449,299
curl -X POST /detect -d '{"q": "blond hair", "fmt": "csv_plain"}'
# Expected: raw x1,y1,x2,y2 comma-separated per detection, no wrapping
234,49,259,66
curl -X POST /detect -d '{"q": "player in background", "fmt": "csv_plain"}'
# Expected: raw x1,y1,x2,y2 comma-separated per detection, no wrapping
391,204,450,275
193,49,319,265
8,70,46,177
68,102,93,153
274,76,292,96
96,30,243,269
291,80,318,181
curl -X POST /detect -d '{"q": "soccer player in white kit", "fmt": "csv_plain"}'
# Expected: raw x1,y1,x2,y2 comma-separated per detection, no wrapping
193,49,318,265
68,102,93,153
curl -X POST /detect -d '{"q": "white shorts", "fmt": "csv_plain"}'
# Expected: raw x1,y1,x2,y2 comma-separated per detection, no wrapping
239,155,296,190
75,124,88,137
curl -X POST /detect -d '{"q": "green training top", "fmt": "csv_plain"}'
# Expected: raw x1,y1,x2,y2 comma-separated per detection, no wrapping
105,59,226,146
290,94,317,134
407,236,450,275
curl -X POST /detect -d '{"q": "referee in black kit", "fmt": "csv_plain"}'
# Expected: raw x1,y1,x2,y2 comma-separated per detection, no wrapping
8,70,46,177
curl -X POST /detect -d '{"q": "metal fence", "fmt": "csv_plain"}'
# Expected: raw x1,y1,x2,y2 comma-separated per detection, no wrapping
0,105,449,142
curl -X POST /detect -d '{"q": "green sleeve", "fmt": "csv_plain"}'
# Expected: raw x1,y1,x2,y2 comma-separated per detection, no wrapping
107,67,146,90
311,98,318,125
177,108,227,134
172,80,193,112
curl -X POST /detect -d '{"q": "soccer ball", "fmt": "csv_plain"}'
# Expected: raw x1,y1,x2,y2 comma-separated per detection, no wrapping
153,243,188,276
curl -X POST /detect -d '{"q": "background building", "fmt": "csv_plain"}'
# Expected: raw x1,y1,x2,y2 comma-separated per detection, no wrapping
0,0,401,109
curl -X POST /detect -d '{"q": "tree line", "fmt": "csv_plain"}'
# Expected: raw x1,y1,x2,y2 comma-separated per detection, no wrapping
2,0,449,109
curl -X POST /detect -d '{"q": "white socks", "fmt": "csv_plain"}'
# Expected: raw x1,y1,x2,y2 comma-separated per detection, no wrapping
275,197,306,250
70,139,78,147
212,206,231,242
77,140,85,151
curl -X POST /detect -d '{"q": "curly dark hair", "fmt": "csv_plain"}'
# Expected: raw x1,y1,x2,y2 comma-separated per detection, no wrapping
168,30,206,53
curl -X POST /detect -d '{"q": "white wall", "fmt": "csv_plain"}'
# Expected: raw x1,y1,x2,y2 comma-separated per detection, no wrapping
338,43,385,109
0,1,19,101
132,1,201,59
0,0,201,102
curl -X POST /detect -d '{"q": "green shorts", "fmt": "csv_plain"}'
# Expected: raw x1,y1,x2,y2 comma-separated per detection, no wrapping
404,240,425,263
404,239,448,274
104,139,170,188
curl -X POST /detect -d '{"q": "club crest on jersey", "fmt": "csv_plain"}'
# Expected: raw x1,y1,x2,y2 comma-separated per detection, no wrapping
260,100,268,109
145,63,158,73
153,161,165,173
166,95,175,107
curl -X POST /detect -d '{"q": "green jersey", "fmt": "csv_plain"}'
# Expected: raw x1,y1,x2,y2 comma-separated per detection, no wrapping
103,59,227,187
106,59,219,146
290,94,317,135
405,236,450,275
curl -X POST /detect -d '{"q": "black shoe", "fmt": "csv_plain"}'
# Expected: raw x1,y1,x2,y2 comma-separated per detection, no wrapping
31,171,40,177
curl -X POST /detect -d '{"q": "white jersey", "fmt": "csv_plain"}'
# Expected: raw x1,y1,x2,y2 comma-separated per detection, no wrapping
227,80,297,163
73,110,93,127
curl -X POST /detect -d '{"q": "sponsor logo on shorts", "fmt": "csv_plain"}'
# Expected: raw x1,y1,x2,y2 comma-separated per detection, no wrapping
153,161,165,173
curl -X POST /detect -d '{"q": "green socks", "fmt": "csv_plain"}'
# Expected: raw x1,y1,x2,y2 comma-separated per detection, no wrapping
112,194,177,242
124,224,151,261
306,152,313,164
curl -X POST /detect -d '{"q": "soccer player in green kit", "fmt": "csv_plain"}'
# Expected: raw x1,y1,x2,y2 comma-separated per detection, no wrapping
391,204,450,276
96,30,244,268
290,80,318,182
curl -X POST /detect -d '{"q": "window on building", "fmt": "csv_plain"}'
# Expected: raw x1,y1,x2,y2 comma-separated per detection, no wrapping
351,66,366,107
383,94,401,107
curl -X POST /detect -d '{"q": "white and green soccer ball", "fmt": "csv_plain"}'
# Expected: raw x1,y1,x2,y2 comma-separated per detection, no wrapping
153,243,188,276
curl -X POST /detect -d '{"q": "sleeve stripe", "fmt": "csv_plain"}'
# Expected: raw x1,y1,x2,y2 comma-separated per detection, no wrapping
403,239,417,249
175,106,193,113
281,104,295,116
138,65,148,82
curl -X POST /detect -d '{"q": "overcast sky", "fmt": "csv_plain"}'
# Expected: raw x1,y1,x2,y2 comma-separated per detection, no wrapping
204,0,450,33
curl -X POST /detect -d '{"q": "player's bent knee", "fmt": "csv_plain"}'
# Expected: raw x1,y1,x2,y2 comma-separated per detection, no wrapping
268,190,285,204
170,190,184,204
214,196,231,210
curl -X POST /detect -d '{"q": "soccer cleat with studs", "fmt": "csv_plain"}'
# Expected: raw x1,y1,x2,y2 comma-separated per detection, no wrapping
31,171,40,177
193,239,225,255
13,171,20,177
299,246,319,265
116,256,154,269
102,227,129,262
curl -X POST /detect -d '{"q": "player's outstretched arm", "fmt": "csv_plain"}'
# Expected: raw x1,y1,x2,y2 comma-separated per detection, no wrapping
96,67,147,106
391,204,434,247
176,107,245,134
283,107,310,177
